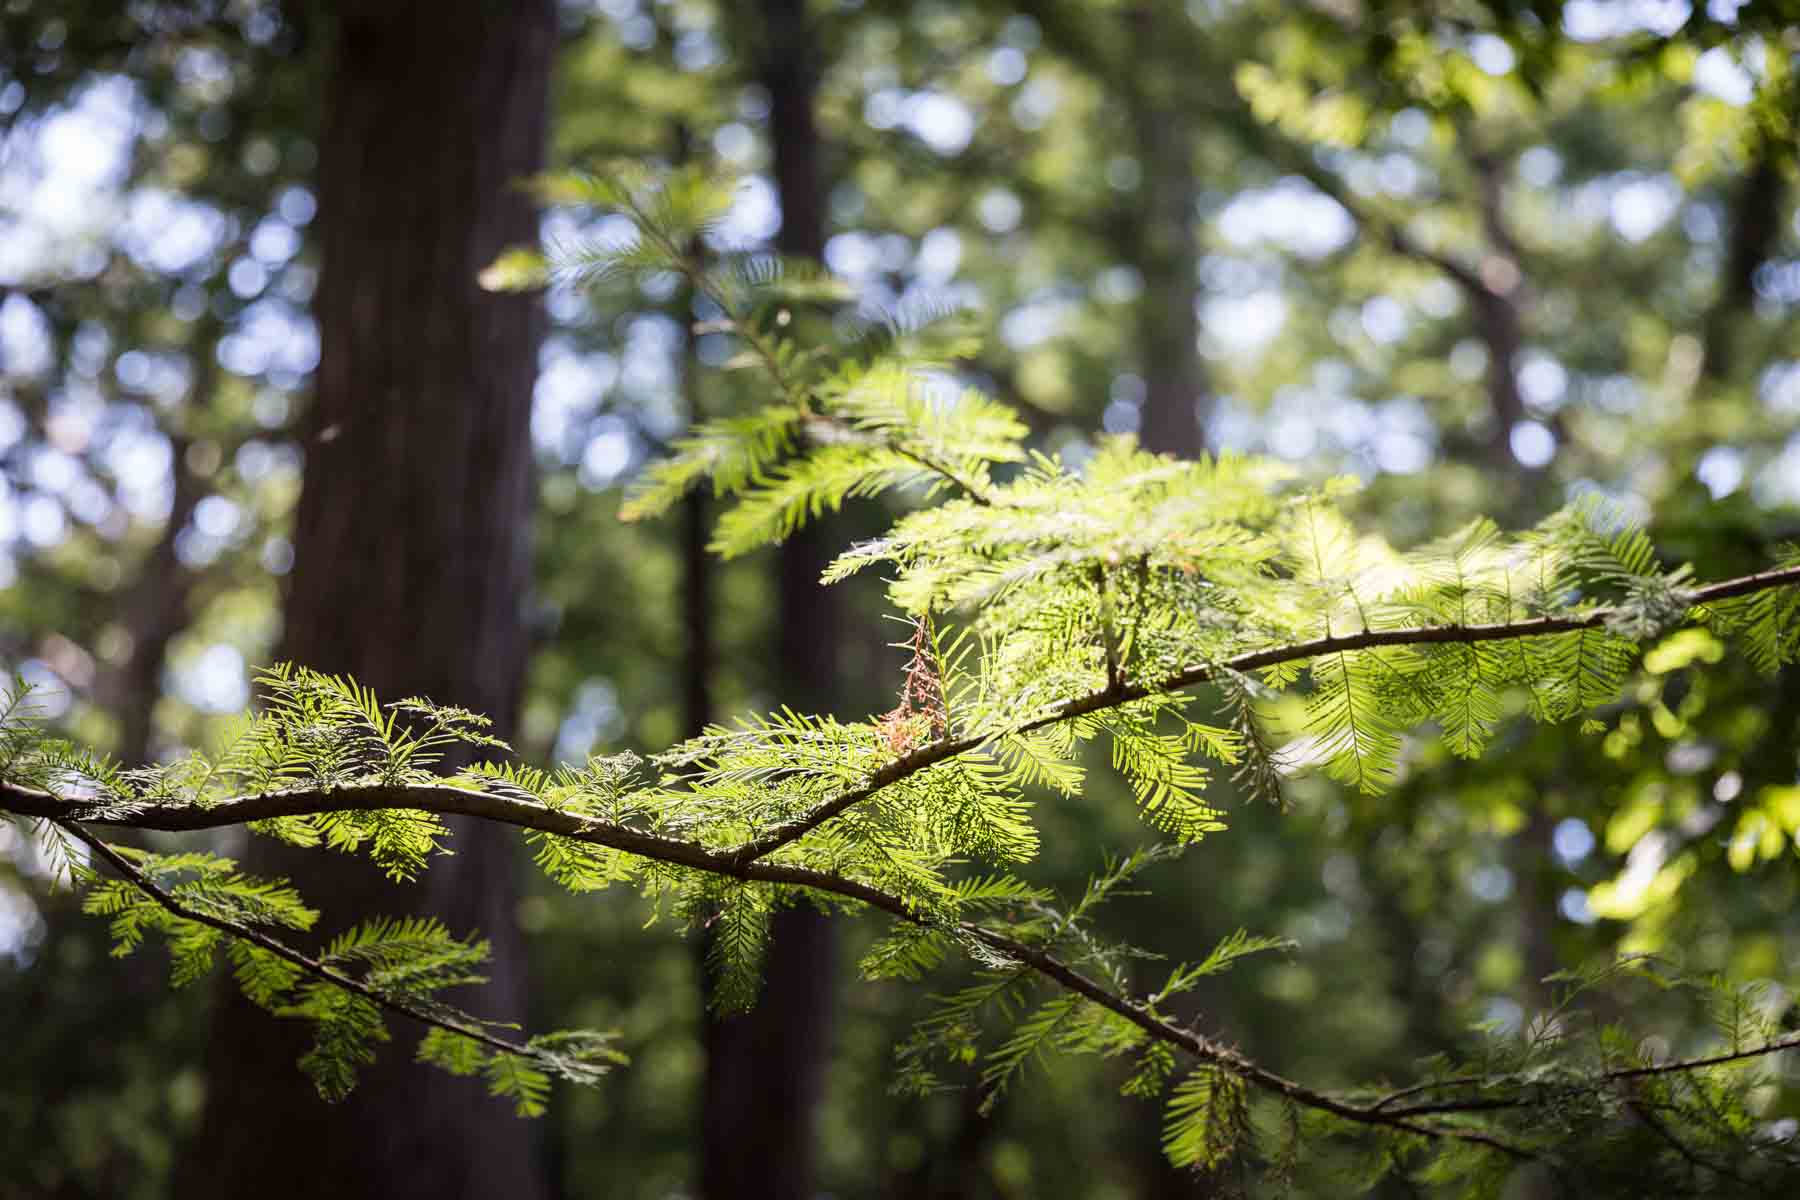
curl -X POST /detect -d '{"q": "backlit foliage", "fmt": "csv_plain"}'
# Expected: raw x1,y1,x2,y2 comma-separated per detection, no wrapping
6,172,1800,1190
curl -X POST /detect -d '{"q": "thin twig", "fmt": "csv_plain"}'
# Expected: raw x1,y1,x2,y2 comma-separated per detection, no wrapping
1369,1074,1494,1111
56,818,558,1066
1626,1096,1753,1187
625,190,997,508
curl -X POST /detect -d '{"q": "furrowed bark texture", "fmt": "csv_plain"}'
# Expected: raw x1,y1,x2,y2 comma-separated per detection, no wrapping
700,1,839,1195
177,4,555,1198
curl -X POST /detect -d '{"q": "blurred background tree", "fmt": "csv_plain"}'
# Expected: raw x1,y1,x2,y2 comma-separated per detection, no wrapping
171,4,558,1200
2,1,1798,1197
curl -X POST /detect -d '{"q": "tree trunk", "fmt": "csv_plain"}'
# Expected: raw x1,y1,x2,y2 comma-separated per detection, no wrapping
102,427,201,766
1469,154,1534,472
178,4,555,1198
699,2,839,1196
677,128,715,745
1129,6,1207,461
109,319,212,768
1122,16,1209,1196
1702,151,1785,384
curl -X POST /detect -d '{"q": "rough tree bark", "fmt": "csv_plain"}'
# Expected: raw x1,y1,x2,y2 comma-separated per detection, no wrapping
699,2,840,1196
177,4,556,1198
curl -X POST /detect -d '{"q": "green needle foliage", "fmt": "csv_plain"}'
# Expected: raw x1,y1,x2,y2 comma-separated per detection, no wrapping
6,170,1800,1191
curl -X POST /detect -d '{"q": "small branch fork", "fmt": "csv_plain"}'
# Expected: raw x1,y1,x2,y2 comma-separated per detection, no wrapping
6,561,1799,1158
731,560,1800,862
1362,1028,1800,1122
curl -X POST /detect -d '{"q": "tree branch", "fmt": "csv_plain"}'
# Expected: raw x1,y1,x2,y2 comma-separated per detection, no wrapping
53,817,566,1069
12,790,1530,1158
5,561,1797,1159
12,560,1796,869
1626,1096,1752,1187
798,415,997,506
1373,1027,1800,1123
733,560,1800,862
